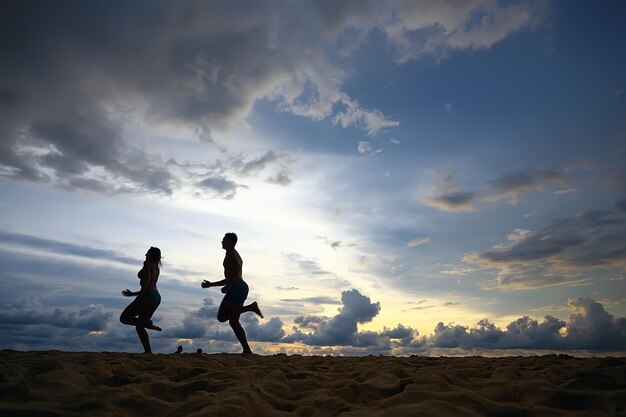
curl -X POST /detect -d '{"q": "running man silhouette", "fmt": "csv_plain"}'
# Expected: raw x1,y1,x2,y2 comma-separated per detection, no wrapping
202,233,263,354
120,246,162,353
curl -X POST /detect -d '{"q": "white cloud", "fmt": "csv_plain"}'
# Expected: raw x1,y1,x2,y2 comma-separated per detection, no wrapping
407,237,431,247
357,141,383,156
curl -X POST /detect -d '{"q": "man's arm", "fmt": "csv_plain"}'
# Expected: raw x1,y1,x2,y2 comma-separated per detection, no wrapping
201,252,241,289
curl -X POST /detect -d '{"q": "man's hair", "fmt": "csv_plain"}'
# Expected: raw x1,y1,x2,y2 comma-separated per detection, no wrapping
224,232,238,246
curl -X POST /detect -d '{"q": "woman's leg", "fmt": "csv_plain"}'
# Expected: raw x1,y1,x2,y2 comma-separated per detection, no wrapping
136,326,152,353
120,300,140,326
122,297,161,353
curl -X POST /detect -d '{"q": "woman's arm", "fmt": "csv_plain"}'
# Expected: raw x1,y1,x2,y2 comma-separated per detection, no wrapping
201,278,228,288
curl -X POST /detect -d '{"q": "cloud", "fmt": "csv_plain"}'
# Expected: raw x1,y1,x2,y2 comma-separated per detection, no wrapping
439,266,478,276
0,231,137,265
283,289,424,351
280,296,341,305
276,286,300,291
380,1,548,62
553,188,579,195
284,289,380,345
617,198,626,212
426,191,477,212
266,170,293,186
284,253,332,275
426,169,567,211
165,297,284,343
241,315,285,342
464,210,626,289
477,210,624,265
1,0,407,198
315,236,351,250
280,290,626,352
0,0,543,197
444,104,453,112
485,169,565,205
229,151,283,177
357,141,383,156
431,297,626,350
1,282,624,353
195,175,242,200
0,298,112,332
184,149,294,198
334,99,399,134
407,236,431,247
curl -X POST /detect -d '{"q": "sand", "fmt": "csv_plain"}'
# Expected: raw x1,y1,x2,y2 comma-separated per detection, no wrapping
1,351,624,417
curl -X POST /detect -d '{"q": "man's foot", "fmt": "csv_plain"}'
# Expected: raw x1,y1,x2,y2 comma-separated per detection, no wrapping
250,301,263,318
242,349,253,355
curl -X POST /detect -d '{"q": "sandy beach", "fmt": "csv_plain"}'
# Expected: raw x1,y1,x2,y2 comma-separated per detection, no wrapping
1,350,624,417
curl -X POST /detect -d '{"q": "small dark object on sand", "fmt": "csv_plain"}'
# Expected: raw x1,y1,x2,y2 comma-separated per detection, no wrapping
174,346,183,354
196,348,203,354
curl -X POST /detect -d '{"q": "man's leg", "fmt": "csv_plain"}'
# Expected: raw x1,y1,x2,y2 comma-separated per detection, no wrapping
241,301,263,318
228,312,252,354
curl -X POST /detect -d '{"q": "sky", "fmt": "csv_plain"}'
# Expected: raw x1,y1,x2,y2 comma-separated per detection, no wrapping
0,0,625,355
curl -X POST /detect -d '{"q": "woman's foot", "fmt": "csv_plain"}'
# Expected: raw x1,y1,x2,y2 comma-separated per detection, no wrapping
145,321,162,331
250,302,263,318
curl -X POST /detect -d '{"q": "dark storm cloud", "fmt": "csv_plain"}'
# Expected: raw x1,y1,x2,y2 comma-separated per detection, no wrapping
487,169,565,201
426,169,567,211
0,2,292,198
478,210,625,265
464,210,626,289
617,198,626,212
0,0,399,198
0,231,137,265
0,1,546,197
0,299,112,332
426,191,477,212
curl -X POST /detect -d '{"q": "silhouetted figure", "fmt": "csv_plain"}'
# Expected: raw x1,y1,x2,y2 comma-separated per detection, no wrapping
174,345,183,354
120,246,162,353
202,233,263,354
196,348,203,354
